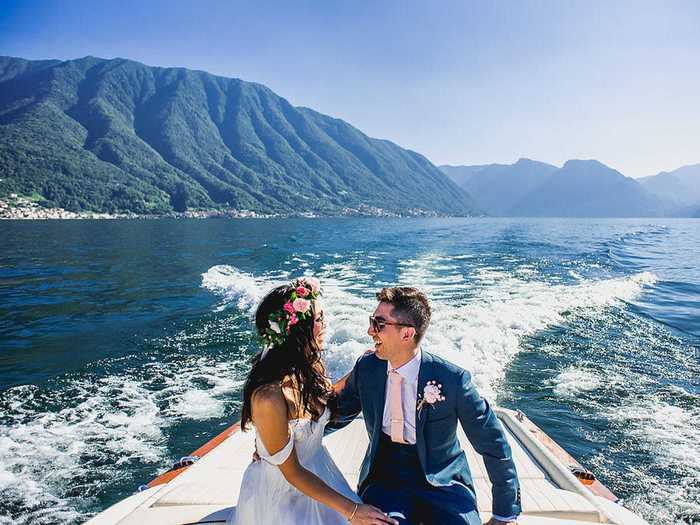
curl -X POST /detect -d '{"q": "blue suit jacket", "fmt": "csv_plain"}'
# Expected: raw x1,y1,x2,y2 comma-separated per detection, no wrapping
326,350,521,518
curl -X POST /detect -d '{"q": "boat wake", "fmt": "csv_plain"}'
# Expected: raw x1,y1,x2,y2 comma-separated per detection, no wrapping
0,323,245,525
201,260,657,398
544,314,700,525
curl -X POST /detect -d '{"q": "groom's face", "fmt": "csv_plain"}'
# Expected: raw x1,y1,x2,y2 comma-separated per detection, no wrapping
368,302,407,361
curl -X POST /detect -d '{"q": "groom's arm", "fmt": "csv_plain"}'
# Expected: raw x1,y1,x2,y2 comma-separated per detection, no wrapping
324,359,362,436
456,370,521,520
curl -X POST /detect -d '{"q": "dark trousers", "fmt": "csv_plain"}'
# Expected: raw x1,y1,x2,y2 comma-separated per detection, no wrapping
360,433,480,525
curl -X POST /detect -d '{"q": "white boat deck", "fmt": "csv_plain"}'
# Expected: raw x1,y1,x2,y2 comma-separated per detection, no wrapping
87,409,650,525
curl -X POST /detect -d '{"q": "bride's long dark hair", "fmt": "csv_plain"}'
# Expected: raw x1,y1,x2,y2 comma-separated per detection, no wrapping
240,284,331,430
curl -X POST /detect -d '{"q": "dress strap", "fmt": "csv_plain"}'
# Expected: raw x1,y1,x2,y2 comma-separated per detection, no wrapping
260,434,294,466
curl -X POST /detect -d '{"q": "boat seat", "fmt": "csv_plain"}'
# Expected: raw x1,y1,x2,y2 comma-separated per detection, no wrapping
154,483,237,507
462,425,549,481
150,417,602,523
152,477,600,523
112,505,232,524
87,407,652,525
474,478,600,522
151,427,255,508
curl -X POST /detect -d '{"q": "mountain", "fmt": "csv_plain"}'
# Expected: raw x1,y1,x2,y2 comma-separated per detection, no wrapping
638,163,700,215
440,158,558,215
0,56,478,216
443,158,666,217
438,164,488,188
510,160,662,217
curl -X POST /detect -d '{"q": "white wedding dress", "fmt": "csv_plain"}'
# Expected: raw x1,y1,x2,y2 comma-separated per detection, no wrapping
229,407,362,525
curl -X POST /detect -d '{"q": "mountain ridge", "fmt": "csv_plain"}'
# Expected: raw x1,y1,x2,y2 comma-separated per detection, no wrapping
512,159,662,217
637,163,700,214
440,159,558,216
440,158,677,217
0,55,479,216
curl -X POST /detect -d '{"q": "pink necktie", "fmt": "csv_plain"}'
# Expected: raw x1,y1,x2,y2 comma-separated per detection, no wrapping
389,369,406,444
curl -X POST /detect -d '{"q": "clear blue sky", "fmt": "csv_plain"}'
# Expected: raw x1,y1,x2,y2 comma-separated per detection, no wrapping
1,0,698,177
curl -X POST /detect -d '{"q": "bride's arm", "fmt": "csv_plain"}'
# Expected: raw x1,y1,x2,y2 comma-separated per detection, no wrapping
252,388,397,525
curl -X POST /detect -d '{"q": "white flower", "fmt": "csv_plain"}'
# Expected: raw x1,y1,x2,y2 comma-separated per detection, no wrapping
424,384,441,403
417,380,445,413
269,320,281,334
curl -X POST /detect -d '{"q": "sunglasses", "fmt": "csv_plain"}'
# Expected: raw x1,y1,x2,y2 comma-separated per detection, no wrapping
368,315,414,333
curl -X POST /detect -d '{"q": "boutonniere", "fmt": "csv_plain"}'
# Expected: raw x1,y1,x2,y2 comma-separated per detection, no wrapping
417,380,445,414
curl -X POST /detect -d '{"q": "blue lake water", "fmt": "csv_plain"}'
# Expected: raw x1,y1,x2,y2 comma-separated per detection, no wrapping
0,218,698,525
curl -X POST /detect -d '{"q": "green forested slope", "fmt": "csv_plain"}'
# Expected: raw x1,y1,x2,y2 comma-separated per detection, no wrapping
0,56,478,215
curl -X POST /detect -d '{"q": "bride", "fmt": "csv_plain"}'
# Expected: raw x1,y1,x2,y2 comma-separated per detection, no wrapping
230,277,397,525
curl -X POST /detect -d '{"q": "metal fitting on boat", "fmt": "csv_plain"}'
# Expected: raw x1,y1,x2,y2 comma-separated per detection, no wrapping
136,484,150,492
569,465,596,485
173,455,200,469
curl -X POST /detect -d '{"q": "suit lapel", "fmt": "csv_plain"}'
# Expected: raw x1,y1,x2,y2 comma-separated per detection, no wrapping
415,350,433,454
372,357,388,434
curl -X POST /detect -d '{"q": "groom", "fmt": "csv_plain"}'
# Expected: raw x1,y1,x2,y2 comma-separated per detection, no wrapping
327,287,520,525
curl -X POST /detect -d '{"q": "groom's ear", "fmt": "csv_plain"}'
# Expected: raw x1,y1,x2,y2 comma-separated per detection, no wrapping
401,327,416,342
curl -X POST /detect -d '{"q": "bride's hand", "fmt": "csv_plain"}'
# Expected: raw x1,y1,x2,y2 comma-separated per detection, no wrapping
349,503,399,525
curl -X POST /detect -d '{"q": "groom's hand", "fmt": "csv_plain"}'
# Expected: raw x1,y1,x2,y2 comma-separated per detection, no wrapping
484,518,517,525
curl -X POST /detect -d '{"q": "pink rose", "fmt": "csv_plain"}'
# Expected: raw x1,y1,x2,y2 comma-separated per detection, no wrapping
292,298,311,313
296,286,309,297
304,277,321,294
288,313,298,326
283,301,295,314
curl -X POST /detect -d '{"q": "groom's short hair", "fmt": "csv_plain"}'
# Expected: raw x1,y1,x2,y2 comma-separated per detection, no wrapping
376,287,431,343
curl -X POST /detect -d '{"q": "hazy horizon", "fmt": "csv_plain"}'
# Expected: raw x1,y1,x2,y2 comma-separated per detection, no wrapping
2,0,699,178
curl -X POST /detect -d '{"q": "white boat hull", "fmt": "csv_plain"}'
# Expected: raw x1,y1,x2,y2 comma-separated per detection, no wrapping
86,408,650,525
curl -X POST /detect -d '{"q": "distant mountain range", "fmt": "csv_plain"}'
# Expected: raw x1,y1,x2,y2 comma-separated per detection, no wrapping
440,159,558,216
637,164,700,216
441,159,700,217
0,56,478,216
2,55,698,219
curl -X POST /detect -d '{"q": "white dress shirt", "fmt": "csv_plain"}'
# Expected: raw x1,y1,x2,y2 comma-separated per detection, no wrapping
381,349,421,444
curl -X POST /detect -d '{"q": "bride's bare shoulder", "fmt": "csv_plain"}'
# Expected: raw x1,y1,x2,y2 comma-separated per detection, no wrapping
251,383,287,416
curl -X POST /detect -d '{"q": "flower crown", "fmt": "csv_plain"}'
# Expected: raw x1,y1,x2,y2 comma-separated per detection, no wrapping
260,277,322,351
